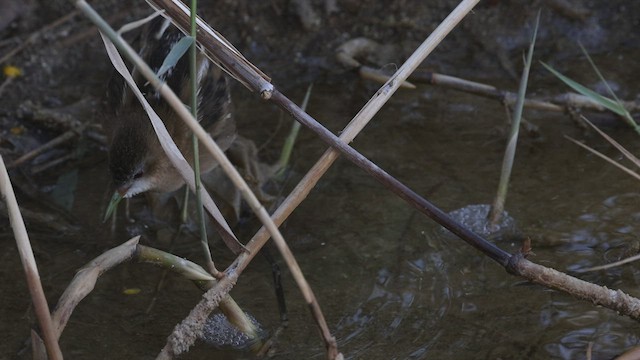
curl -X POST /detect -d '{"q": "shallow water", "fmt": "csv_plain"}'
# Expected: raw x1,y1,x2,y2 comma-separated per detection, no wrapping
3,43,640,360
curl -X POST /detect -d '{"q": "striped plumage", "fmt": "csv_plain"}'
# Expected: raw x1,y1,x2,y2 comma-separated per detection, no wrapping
104,18,235,198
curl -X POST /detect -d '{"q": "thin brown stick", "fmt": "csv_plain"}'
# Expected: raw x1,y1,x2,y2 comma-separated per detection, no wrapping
576,253,640,273
144,0,273,95
409,70,640,114
359,66,416,89
51,237,141,339
411,70,563,112
565,136,640,181
32,237,259,356
31,153,77,175
78,1,640,358
0,156,63,360
508,256,640,319
155,0,640,327
8,128,81,168
208,0,486,264
149,0,482,358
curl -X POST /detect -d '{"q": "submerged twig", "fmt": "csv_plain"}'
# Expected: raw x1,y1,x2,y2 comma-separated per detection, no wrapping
576,253,640,273
0,156,63,360
409,71,640,115
359,66,416,89
336,37,416,89
410,70,562,112
8,126,84,168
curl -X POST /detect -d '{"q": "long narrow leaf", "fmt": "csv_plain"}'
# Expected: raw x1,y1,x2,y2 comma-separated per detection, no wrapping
156,35,194,78
579,43,623,106
541,62,626,116
577,43,639,132
581,116,640,169
565,135,640,182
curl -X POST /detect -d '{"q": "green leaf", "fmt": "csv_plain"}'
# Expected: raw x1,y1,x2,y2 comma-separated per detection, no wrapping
103,191,123,223
156,36,194,79
540,62,627,116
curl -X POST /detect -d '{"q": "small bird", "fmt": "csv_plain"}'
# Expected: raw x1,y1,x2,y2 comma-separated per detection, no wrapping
103,18,236,199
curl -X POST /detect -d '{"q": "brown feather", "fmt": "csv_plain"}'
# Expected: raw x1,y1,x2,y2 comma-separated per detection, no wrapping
103,17,235,196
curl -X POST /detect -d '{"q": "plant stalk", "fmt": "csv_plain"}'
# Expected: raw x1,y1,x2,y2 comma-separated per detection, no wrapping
489,12,539,226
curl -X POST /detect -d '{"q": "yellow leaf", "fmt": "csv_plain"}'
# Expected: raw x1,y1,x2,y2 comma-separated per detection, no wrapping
10,126,24,135
3,65,22,78
122,288,141,295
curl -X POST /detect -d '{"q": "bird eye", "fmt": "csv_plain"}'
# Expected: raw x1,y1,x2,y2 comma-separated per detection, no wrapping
133,171,144,180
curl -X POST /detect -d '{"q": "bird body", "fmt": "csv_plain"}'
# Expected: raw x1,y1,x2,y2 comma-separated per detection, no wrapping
104,18,235,198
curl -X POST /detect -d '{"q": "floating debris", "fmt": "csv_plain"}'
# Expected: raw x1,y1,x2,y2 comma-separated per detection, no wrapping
444,204,516,238
200,312,264,350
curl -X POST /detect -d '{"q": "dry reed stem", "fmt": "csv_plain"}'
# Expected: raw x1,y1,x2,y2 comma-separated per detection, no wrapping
576,253,640,273
74,0,640,358
508,256,640,320
0,155,63,360
409,71,640,114
359,66,416,89
8,128,82,168
33,238,258,357
145,0,273,95
148,0,481,358
137,245,260,339
51,237,140,340
235,0,485,272
409,70,564,112
153,0,640,330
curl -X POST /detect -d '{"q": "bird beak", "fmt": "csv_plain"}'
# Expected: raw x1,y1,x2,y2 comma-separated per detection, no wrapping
103,191,124,223
117,185,130,197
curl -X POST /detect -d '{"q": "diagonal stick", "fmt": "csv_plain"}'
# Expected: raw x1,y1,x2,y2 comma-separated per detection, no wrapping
0,156,63,360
